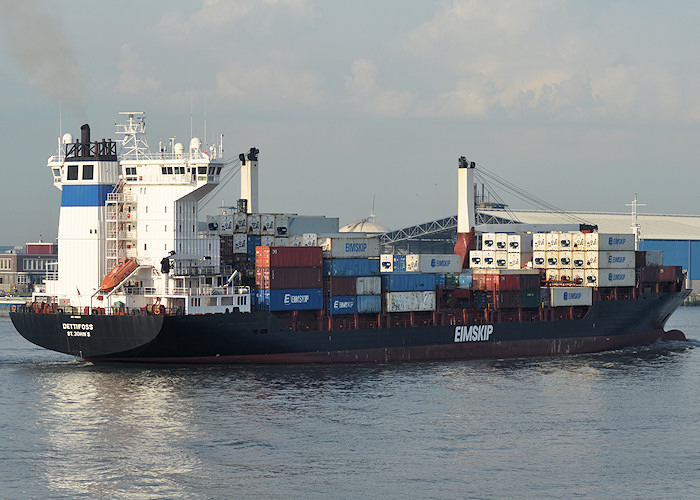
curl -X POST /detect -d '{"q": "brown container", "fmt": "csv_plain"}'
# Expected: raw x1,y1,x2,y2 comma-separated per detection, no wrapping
324,276,357,296
494,290,520,309
520,272,542,290
256,246,323,268
639,266,659,283
269,267,322,289
657,266,679,282
635,251,646,268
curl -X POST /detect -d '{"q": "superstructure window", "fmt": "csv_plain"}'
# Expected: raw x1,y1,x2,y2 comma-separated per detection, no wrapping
67,165,78,180
198,166,207,174
82,165,94,180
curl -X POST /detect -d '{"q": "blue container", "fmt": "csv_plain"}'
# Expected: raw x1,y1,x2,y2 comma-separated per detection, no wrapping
323,258,380,277
357,294,381,314
473,290,491,309
247,235,262,256
392,254,406,272
253,289,270,310
250,289,260,309
458,272,473,288
436,273,446,288
269,288,323,311
381,273,436,292
329,295,357,315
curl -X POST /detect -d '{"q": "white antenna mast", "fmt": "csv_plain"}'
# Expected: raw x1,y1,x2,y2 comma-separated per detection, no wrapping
625,193,646,250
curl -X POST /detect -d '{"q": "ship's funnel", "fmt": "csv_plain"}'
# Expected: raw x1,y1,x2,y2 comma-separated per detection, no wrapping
81,124,90,144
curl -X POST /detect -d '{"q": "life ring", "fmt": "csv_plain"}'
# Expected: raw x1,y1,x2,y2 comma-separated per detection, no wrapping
11,304,17,312
172,288,177,294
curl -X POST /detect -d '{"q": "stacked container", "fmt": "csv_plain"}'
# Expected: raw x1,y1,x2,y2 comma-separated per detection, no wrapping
470,269,541,309
382,273,437,313
529,231,636,287
583,233,635,287
507,233,533,269
319,236,381,314
234,212,247,233
472,233,533,270
254,246,323,311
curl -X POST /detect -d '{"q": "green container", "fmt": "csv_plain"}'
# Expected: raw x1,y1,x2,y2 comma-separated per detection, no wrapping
520,289,540,309
445,273,460,289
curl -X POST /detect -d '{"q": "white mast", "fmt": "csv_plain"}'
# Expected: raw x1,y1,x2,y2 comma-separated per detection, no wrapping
240,148,259,213
626,193,646,251
457,156,476,233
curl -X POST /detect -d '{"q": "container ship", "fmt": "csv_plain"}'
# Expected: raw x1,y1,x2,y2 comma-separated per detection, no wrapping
10,113,690,363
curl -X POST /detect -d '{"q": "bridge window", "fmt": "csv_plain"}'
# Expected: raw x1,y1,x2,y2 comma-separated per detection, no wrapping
67,165,78,180
82,165,94,180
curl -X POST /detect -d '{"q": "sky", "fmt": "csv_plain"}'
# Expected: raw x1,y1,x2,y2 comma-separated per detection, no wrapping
0,0,699,245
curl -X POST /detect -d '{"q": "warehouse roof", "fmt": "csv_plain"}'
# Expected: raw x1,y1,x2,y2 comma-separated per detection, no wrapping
480,210,700,240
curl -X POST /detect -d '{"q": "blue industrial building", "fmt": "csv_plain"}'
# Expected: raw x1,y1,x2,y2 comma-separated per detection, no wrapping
640,240,699,288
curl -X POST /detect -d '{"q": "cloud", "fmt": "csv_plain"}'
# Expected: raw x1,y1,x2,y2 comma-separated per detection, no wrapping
158,0,313,43
114,44,161,95
216,62,324,106
389,0,698,123
345,59,415,116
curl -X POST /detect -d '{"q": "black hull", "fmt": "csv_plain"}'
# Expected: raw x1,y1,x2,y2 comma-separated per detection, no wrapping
10,290,689,364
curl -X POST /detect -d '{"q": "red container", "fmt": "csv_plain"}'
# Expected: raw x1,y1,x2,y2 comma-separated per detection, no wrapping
657,266,679,282
255,246,269,268
471,274,485,290
453,288,471,299
255,268,269,288
639,266,659,283
496,274,520,290
256,246,322,268
484,274,497,291
324,276,357,296
26,242,56,255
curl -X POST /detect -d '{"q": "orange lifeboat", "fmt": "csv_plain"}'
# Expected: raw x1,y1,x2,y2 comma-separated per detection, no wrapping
101,257,139,293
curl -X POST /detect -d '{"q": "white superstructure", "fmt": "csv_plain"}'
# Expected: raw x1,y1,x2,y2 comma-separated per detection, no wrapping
43,112,250,314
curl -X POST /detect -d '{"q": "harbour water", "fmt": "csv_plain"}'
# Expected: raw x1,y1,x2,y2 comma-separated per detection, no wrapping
1,310,699,499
